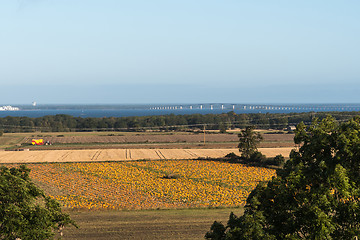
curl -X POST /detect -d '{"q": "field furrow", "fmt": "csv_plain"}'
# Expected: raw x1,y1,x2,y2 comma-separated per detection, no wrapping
0,147,293,163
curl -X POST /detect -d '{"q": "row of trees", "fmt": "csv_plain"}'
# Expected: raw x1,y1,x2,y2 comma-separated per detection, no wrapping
0,111,359,133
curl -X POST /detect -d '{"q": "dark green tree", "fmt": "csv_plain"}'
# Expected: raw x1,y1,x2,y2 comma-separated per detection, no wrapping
238,126,263,159
219,123,227,133
272,154,285,166
207,116,360,239
0,165,76,240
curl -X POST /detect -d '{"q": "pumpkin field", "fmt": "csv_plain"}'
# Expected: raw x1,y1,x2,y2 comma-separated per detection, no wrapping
21,160,276,210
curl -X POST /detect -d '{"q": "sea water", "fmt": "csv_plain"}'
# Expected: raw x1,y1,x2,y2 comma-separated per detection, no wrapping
0,103,360,118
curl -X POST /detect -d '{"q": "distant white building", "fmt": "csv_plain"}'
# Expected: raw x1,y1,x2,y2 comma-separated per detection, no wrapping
0,105,20,111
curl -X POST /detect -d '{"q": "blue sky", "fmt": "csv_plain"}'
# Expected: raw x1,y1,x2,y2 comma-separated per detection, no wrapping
1,0,360,104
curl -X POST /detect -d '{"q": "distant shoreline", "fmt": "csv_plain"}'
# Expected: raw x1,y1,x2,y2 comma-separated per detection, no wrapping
1,103,360,118
12,103,360,109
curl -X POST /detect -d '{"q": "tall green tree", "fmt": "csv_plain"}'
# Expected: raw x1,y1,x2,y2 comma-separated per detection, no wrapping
0,165,76,240
238,126,263,159
207,116,360,239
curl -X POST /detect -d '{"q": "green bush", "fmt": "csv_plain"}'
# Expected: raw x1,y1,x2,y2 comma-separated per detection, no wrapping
225,152,238,159
249,151,267,163
219,124,227,133
272,154,285,166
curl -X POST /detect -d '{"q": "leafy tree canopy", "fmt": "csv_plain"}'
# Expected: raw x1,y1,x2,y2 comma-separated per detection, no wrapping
207,116,360,239
238,126,263,159
0,165,76,240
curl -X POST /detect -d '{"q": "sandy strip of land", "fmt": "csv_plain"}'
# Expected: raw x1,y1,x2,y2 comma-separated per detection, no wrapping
0,147,294,164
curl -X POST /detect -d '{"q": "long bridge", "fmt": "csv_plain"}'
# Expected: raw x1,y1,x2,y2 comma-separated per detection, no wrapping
149,104,360,113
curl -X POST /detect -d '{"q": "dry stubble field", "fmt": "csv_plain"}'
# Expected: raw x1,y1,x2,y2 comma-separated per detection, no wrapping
0,147,292,164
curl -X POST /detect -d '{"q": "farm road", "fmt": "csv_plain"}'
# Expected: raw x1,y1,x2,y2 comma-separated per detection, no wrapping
0,147,294,164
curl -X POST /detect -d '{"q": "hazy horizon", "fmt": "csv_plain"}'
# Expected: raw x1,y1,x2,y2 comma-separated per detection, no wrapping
1,1,359,104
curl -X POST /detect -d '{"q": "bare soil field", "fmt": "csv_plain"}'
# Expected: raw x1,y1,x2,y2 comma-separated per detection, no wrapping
62,208,241,240
11,132,295,150
0,147,293,164
21,133,294,144
22,133,238,144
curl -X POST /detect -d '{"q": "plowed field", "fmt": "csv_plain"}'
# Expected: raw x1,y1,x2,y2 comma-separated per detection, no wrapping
17,133,295,150
21,133,294,144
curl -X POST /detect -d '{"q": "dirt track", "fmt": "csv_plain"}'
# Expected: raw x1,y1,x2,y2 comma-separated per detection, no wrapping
0,147,294,164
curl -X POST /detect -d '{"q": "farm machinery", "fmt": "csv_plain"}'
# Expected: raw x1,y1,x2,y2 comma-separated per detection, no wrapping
32,139,51,145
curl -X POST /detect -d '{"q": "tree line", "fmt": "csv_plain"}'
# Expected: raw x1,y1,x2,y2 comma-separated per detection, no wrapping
0,111,359,133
